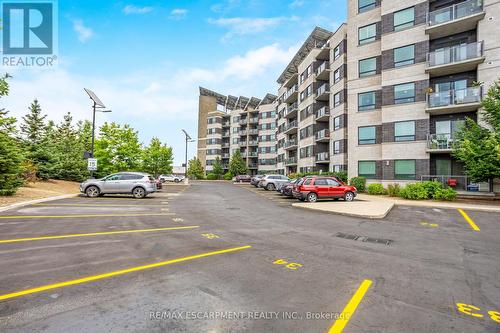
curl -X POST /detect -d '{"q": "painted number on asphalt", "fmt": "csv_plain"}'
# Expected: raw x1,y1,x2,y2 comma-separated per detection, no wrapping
273,259,303,270
456,303,500,323
202,233,220,239
420,222,439,228
172,218,183,222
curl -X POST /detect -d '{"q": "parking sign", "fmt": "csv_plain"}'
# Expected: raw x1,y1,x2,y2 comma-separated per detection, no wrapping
87,158,97,171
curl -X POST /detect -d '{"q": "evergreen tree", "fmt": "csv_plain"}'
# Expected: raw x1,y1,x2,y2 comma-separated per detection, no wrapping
229,150,247,176
212,156,223,179
21,99,46,145
187,157,204,179
142,137,174,177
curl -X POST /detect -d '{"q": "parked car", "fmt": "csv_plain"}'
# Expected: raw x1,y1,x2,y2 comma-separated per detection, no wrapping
159,174,185,183
280,178,301,197
80,172,157,199
235,175,251,183
292,176,356,202
259,174,290,191
251,174,264,187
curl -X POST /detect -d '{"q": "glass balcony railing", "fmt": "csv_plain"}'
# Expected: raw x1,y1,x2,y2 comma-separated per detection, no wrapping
316,84,330,97
427,134,455,150
316,61,330,76
428,41,483,67
248,129,259,135
315,106,330,119
248,140,259,146
284,140,297,148
248,152,258,157
427,87,482,108
315,129,330,140
249,117,259,123
428,0,483,26
239,130,247,135
316,152,329,162
239,119,248,125
285,102,298,116
283,84,298,101
285,157,297,165
285,121,298,132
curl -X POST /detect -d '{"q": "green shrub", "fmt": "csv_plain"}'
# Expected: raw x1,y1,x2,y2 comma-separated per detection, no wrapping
433,188,457,201
350,176,366,192
399,183,429,200
367,183,387,195
206,173,217,180
223,172,233,181
387,184,401,197
421,181,443,198
288,173,299,179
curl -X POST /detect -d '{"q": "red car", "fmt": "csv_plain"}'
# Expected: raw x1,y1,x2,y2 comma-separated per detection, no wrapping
235,175,251,183
292,176,357,202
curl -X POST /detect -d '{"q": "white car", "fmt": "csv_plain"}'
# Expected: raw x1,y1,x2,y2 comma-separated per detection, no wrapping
159,174,185,183
259,175,290,191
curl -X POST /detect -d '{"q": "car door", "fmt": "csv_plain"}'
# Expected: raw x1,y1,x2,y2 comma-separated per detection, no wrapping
120,174,142,193
313,178,329,198
327,178,343,198
102,174,123,193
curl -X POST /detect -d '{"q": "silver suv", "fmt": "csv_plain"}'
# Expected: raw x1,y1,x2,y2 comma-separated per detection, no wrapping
80,172,157,199
259,174,290,191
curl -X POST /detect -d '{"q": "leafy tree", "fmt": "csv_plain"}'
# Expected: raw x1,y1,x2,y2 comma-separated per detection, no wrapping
212,156,223,179
187,157,204,179
229,150,247,176
142,137,173,177
453,80,500,183
94,122,142,176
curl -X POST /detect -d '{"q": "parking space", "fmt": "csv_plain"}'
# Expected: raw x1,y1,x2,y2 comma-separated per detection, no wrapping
0,181,498,332
236,182,297,206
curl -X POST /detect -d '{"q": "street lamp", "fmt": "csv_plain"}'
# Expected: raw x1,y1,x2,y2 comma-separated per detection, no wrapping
181,129,195,179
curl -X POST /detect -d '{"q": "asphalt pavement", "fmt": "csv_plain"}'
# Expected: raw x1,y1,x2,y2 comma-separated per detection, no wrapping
0,181,498,333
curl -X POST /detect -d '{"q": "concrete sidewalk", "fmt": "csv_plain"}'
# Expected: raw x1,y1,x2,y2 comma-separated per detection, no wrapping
292,193,500,219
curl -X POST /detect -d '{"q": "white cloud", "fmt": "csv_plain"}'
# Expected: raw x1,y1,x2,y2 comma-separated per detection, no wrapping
123,5,154,15
208,16,299,41
72,19,94,43
169,8,188,20
290,0,305,8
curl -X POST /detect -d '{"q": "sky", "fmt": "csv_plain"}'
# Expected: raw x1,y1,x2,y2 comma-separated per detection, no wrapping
2,0,346,165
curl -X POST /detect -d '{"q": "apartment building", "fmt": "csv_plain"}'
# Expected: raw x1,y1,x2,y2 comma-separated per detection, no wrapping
347,0,499,191
197,87,277,175
276,26,349,175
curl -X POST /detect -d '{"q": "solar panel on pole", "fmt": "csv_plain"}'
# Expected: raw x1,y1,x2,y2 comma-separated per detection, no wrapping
84,88,106,108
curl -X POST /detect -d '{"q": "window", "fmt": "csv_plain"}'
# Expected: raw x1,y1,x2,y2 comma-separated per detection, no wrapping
394,45,415,67
233,127,239,133
359,23,377,45
304,179,312,185
327,179,340,186
232,138,239,144
394,121,415,141
334,92,341,107
359,0,376,13
358,126,376,145
334,44,341,59
315,178,328,186
394,82,415,104
334,68,341,83
334,116,341,130
333,140,341,154
394,7,415,31
358,91,376,111
358,161,376,178
359,57,377,77
395,160,416,180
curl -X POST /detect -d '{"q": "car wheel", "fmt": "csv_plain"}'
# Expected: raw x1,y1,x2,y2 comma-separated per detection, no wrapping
85,186,100,198
266,183,275,191
174,179,180,183
344,192,354,202
307,192,318,203
132,187,146,199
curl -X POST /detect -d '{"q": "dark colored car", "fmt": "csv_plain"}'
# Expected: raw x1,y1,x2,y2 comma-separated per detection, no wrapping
251,175,264,187
235,175,251,183
292,176,357,202
280,178,301,197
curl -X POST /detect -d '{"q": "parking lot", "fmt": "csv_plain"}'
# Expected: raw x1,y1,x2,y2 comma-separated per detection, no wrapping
0,181,499,332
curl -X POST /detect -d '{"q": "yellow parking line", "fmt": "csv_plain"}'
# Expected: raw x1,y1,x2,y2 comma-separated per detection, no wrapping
0,245,252,301
328,279,372,333
457,209,480,231
0,213,173,220
0,226,199,244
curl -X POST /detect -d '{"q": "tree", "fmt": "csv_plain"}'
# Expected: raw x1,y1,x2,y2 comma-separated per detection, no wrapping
21,99,46,145
229,150,247,176
212,156,223,179
187,157,204,179
453,80,500,183
142,137,173,177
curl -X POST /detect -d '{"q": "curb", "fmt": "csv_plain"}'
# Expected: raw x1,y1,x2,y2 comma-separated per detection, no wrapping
0,193,80,213
291,202,395,219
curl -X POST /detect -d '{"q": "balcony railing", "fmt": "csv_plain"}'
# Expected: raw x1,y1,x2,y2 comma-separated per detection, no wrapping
248,163,258,169
316,61,330,76
316,152,329,162
222,153,230,158
283,84,298,101
248,129,259,135
285,121,298,132
428,41,483,67
285,157,297,165
315,106,330,119
222,142,230,148
284,140,297,149
222,121,230,127
248,152,258,157
316,84,330,97
428,0,483,26
248,140,259,146
239,119,248,125
421,175,490,192
315,129,330,141
427,87,482,108
239,130,248,135
249,117,259,123
222,131,230,137
427,134,455,150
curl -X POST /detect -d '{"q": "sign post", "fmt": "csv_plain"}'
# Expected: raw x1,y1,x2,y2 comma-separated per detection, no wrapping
87,158,97,171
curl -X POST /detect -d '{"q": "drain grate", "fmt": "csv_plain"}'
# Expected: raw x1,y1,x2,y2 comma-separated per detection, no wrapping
335,232,393,246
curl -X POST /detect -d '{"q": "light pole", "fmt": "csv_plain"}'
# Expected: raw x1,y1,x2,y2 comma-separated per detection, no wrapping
182,129,195,179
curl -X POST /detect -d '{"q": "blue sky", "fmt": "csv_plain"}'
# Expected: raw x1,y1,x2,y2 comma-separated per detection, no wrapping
3,0,346,164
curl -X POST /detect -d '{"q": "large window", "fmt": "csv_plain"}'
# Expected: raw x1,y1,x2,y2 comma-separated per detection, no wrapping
359,0,376,13
358,126,376,145
359,57,377,77
334,92,341,107
359,161,376,178
394,7,415,31
358,23,377,45
334,116,341,130
334,68,341,83
358,91,376,111
394,82,415,104
395,160,416,180
333,140,341,154
394,45,415,67
334,43,341,59
394,121,415,141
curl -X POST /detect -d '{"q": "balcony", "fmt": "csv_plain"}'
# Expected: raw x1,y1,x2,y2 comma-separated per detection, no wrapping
249,117,259,124
248,140,259,146
239,140,247,145
284,102,298,119
315,84,330,101
248,129,259,135
315,152,330,163
239,130,248,136
315,61,330,81
222,142,230,148
248,151,258,158
248,163,258,169
284,139,298,150
315,129,330,142
427,41,484,77
426,0,485,39
285,157,297,165
222,131,230,137
222,153,230,159
222,121,230,127
239,119,248,126
426,87,482,115
283,84,299,103
426,134,454,153
315,106,330,122
283,120,298,135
